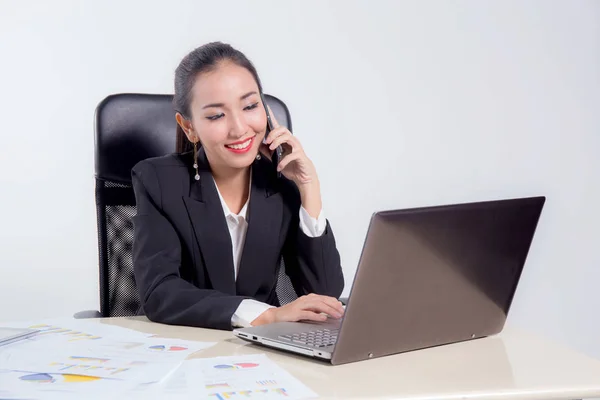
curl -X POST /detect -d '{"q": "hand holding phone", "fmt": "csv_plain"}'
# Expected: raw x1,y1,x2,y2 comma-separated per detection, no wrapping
260,93,283,177
256,95,321,219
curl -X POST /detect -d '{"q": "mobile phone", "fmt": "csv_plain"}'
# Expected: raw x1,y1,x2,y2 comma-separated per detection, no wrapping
260,92,283,178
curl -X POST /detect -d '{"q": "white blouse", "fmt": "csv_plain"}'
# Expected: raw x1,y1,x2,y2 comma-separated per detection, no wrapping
212,176,326,328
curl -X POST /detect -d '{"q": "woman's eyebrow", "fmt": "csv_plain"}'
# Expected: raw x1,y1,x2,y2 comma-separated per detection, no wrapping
240,91,257,100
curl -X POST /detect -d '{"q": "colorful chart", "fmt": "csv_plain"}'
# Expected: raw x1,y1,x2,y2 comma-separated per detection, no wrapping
208,388,288,399
213,364,236,370
148,345,188,352
235,363,259,368
49,362,129,376
257,379,278,386
62,374,101,383
69,356,110,363
28,324,102,342
213,362,259,370
19,373,55,384
18,373,100,384
206,383,231,389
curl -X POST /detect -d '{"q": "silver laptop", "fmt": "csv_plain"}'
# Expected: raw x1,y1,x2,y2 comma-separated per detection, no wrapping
234,196,545,365
0,327,39,347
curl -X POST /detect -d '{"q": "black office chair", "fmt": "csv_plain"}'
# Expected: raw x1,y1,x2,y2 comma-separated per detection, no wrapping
76,93,298,318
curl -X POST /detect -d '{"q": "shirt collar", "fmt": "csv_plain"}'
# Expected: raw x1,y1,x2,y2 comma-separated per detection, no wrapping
213,169,252,220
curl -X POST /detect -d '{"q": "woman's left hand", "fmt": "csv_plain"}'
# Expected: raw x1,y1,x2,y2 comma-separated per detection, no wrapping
260,106,318,187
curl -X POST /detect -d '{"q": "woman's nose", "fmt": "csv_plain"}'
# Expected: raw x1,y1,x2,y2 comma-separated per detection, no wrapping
228,112,247,138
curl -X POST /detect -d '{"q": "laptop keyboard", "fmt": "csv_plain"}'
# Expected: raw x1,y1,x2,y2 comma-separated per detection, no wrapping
278,328,339,348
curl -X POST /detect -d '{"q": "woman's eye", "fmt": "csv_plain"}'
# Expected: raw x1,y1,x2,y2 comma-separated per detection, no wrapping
244,102,259,111
206,113,224,121
206,103,257,120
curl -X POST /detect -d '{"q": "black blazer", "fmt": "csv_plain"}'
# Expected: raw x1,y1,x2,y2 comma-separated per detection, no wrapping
131,148,344,330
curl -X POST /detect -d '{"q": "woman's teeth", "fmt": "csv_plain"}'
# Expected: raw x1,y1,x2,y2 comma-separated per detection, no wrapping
226,138,252,150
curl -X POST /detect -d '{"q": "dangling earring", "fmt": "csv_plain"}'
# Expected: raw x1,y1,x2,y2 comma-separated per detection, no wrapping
193,141,200,181
255,154,261,161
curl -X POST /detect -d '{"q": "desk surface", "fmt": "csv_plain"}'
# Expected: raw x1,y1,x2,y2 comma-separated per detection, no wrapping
93,317,600,400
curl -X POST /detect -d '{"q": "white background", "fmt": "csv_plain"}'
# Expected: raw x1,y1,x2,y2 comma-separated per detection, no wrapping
0,0,598,360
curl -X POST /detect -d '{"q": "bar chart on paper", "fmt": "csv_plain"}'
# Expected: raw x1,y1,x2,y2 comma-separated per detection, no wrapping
148,344,188,352
0,318,217,398
0,318,149,348
208,388,290,399
214,362,260,370
0,369,140,399
18,373,101,383
184,354,317,400
0,350,180,382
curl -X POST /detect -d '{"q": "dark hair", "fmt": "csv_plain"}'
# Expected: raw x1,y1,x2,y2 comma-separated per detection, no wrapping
173,42,263,153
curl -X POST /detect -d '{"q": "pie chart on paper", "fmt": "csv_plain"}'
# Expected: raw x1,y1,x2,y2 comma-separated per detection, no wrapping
19,373,55,384
213,363,260,369
18,373,100,384
235,363,259,368
148,345,188,352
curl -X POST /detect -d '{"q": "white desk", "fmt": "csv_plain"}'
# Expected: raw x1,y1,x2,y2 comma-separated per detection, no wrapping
93,317,600,400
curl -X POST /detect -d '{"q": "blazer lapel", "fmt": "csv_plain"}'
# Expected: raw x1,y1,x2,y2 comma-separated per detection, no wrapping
182,148,236,295
236,162,283,297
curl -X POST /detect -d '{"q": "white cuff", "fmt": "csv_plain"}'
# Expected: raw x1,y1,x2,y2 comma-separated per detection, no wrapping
299,206,326,237
231,299,275,328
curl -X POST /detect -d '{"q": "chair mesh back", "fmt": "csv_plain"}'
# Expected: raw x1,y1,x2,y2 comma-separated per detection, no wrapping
97,180,141,317
275,258,298,306
106,204,139,316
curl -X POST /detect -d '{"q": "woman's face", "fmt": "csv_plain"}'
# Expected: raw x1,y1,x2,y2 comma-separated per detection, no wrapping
187,61,267,171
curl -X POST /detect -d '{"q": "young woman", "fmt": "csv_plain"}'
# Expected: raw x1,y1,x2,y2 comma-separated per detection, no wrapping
132,42,344,330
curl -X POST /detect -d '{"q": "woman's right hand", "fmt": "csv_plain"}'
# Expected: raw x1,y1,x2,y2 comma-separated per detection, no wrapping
251,293,345,326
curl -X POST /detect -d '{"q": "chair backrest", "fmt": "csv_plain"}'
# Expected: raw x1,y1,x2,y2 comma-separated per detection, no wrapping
94,93,297,317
